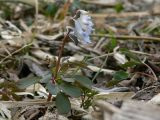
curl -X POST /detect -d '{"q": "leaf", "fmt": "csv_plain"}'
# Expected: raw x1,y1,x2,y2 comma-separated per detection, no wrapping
106,70,129,87
120,48,141,62
105,31,117,52
18,76,41,89
44,3,58,17
121,61,140,68
73,75,92,88
56,92,71,114
69,61,87,68
113,70,129,80
40,73,52,83
114,3,124,13
61,61,87,72
60,82,81,97
26,61,45,77
61,77,75,83
47,83,60,95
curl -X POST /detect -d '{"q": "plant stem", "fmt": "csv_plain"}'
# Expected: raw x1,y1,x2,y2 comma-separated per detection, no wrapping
47,76,55,101
54,31,70,79
47,31,70,101
91,54,109,82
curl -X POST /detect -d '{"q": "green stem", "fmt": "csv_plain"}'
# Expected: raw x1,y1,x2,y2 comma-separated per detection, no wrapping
91,55,109,82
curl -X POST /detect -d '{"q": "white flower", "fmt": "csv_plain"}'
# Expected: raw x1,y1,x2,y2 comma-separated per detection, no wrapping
69,10,94,44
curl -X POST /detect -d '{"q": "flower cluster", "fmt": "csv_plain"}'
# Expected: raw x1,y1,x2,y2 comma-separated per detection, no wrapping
69,10,94,44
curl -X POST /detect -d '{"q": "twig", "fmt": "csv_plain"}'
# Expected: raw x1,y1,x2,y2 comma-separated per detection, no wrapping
136,72,155,81
87,50,153,61
130,50,153,56
79,44,101,55
0,43,33,64
0,90,15,101
93,37,106,50
90,11,160,19
87,52,114,61
3,0,55,6
92,34,160,42
0,54,5,57
1,43,12,56
142,62,158,81
59,62,115,75
81,0,116,7
91,55,109,82
94,100,120,113
34,0,38,29
0,99,52,109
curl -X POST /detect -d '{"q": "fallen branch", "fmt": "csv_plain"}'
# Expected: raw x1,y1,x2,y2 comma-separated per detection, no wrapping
80,0,116,7
92,34,160,42
90,11,160,19
3,0,55,7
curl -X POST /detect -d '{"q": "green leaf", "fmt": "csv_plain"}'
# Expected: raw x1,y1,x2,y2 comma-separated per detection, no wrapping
114,3,124,13
61,61,87,73
18,76,41,89
56,92,71,114
120,48,141,62
113,70,129,80
106,70,129,87
73,75,92,88
69,61,87,68
44,3,58,17
40,73,52,83
60,82,81,97
105,31,117,52
47,82,60,95
61,77,75,83
121,61,140,68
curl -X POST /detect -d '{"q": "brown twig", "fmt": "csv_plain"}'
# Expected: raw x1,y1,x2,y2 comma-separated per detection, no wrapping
0,43,33,64
90,11,160,19
142,62,158,81
92,34,160,42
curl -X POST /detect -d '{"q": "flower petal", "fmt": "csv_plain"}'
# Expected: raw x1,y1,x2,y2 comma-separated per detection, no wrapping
72,10,94,44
